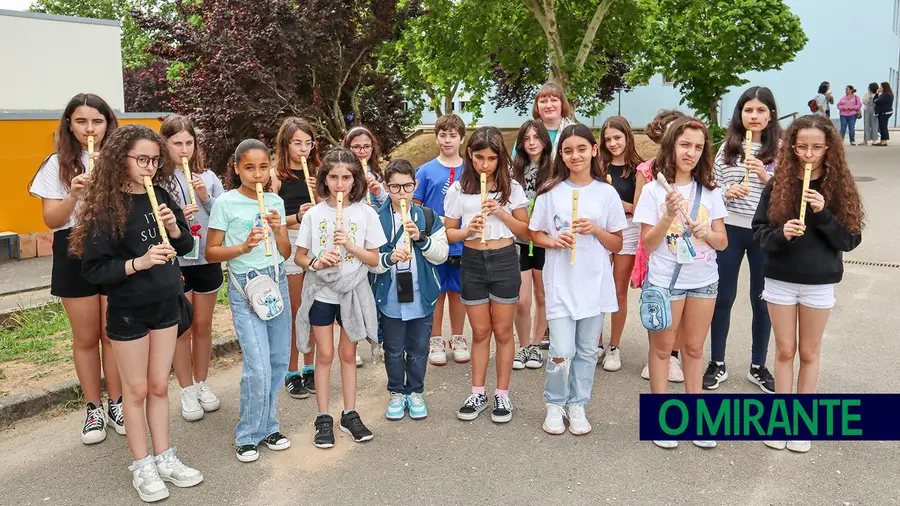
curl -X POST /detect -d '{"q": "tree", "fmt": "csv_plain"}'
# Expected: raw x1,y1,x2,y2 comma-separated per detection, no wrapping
377,0,496,122
135,0,419,171
29,0,174,69
489,0,644,118
629,0,807,127
123,59,172,111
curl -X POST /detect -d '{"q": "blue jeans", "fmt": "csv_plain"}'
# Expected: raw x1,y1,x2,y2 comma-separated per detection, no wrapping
228,265,291,446
544,313,604,407
709,225,771,365
380,311,433,394
840,115,857,143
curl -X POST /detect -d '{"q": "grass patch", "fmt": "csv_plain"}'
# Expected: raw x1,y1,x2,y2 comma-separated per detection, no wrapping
0,302,71,365
217,273,229,305
32,369,50,379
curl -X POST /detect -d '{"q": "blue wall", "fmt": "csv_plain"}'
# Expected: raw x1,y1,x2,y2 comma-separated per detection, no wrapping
417,0,900,129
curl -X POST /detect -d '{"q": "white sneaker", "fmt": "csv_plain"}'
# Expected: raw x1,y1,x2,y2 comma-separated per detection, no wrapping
196,381,220,412
764,440,787,450
597,345,606,364
180,386,204,422
641,363,650,380
693,440,717,449
355,354,363,367
602,348,621,372
787,440,811,453
154,447,203,488
653,440,679,449
428,337,447,366
668,356,685,383
542,404,566,435
567,405,592,435
130,455,169,503
450,334,470,363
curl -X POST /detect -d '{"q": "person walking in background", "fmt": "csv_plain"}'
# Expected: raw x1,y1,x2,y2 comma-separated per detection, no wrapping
813,82,833,119
862,82,880,145
837,86,862,145
874,82,894,146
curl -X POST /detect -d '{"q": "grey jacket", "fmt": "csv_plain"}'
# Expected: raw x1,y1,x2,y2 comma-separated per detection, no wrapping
295,264,378,353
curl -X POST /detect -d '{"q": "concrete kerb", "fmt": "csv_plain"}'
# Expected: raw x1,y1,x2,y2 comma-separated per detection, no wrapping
0,333,241,425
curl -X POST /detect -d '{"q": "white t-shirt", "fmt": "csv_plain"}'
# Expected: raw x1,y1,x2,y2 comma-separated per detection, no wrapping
444,179,529,241
29,152,90,231
529,180,627,320
633,180,728,290
297,201,387,303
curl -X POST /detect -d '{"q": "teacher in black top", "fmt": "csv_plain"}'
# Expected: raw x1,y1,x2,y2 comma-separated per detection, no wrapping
873,82,894,146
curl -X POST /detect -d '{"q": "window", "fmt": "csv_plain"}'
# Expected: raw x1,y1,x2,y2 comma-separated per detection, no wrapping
662,73,674,85
459,100,470,113
894,0,900,34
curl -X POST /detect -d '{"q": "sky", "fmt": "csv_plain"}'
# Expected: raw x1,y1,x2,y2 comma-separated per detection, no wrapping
0,0,34,11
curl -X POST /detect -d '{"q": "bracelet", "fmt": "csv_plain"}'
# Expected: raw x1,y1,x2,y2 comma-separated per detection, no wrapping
131,258,137,272
308,257,317,271
295,211,301,223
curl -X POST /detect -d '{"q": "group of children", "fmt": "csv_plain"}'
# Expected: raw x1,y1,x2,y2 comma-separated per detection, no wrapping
28,82,864,502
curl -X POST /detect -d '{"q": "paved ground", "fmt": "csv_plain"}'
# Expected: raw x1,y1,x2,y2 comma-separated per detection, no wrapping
1,145,899,505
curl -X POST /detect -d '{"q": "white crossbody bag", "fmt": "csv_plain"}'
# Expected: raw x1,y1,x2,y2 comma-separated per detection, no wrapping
229,233,284,321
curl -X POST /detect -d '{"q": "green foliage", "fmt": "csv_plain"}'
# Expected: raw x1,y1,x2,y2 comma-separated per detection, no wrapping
217,274,229,306
629,0,807,127
0,302,71,365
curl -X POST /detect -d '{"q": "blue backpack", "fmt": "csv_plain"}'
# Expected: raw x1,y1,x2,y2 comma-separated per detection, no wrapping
639,182,702,332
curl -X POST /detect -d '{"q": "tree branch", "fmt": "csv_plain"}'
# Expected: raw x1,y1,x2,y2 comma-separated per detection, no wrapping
574,0,615,70
521,0,549,33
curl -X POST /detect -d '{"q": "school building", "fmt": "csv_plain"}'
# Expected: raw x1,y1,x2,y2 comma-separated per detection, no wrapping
0,9,164,257
419,0,900,130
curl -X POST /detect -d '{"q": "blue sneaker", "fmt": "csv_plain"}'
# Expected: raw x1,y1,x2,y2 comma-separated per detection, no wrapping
407,393,428,420
385,392,406,421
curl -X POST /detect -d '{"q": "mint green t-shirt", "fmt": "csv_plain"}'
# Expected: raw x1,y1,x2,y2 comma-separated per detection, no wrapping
208,189,287,274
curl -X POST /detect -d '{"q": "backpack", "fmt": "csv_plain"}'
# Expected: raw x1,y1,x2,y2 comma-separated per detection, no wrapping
808,98,819,113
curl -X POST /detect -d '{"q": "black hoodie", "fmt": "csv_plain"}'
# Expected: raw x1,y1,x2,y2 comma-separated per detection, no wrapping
752,178,862,285
82,186,193,307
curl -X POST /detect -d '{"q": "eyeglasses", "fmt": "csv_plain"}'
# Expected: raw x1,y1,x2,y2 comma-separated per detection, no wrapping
792,144,828,156
350,144,373,153
127,155,162,168
289,140,316,149
386,182,416,194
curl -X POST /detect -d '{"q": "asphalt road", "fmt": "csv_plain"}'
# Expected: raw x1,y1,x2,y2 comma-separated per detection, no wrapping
1,145,898,506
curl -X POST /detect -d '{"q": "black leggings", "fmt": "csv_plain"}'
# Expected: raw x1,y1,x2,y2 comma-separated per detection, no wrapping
878,114,892,141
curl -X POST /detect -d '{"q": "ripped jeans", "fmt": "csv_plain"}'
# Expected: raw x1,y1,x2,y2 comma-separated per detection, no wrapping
544,314,605,407
380,311,433,394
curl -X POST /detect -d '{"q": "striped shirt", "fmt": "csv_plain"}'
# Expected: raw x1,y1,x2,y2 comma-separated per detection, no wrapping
713,142,776,229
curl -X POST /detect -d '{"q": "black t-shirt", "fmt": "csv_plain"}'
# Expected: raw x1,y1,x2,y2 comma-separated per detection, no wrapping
82,186,193,307
607,164,637,205
278,169,313,216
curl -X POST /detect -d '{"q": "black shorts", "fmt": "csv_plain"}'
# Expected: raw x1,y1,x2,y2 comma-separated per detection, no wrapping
309,299,344,327
460,244,521,306
517,243,546,271
106,296,181,341
181,263,224,294
51,229,106,298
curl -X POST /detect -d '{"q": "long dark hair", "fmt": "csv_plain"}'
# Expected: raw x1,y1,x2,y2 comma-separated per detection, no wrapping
275,117,321,182
598,116,643,178
342,126,382,182
868,82,879,94
818,82,830,94
655,118,716,190
315,148,368,203
538,124,606,196
767,115,864,233
512,120,552,192
69,125,167,256
34,93,118,191
881,81,894,95
722,86,781,166
458,127,513,205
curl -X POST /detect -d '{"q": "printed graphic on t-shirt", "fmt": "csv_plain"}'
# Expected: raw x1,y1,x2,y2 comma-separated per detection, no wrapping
662,200,714,262
140,210,176,265
315,217,359,263
553,215,572,233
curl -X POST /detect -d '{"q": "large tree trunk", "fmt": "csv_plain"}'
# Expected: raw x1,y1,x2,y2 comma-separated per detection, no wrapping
708,97,719,129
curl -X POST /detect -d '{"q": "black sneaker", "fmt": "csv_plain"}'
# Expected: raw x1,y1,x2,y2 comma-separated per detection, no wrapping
539,327,550,350
284,374,309,399
702,361,728,390
491,394,513,423
81,402,107,445
747,366,775,394
340,411,374,442
302,370,316,394
236,444,259,463
456,392,488,421
262,431,291,450
313,414,335,449
107,396,126,436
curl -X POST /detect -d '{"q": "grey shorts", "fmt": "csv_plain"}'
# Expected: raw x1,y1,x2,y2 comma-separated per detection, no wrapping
460,244,521,305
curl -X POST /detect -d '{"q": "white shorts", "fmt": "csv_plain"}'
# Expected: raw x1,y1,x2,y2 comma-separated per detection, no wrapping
618,218,640,256
762,278,835,309
284,228,304,276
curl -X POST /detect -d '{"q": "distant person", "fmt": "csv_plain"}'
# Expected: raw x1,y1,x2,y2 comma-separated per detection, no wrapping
874,82,894,146
862,82,881,145
837,85,862,145
812,82,833,118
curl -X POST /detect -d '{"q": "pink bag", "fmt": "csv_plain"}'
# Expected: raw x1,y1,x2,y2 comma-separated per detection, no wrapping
630,161,655,288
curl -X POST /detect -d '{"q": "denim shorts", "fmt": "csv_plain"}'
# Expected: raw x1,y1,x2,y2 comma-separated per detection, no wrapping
460,244,521,305
308,299,344,327
106,296,180,341
762,278,835,309
649,281,719,301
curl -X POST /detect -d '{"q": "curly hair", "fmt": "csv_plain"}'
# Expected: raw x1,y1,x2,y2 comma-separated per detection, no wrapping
767,115,865,233
599,116,644,178
654,117,716,190
645,109,685,144
70,124,169,256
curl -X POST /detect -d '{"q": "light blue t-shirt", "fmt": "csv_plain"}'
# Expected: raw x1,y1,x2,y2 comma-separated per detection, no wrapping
208,189,287,274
